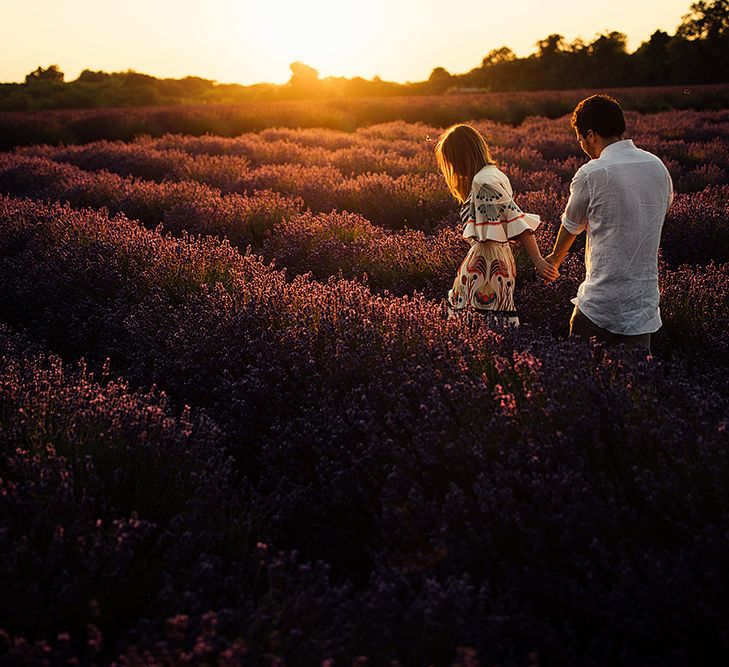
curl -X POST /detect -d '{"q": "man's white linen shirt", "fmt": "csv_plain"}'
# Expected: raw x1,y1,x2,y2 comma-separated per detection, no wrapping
561,139,674,335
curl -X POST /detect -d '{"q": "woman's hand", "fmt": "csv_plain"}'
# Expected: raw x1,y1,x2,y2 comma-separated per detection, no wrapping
534,256,559,282
515,230,559,282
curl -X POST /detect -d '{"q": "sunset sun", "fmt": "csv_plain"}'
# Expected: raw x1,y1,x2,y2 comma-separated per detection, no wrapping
241,0,378,79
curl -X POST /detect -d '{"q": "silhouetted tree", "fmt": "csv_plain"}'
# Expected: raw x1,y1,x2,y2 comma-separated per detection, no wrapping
536,34,566,59
481,47,516,67
427,67,453,93
678,0,729,39
534,34,567,87
563,38,592,87
588,31,629,86
289,62,319,87
25,65,64,83
676,0,729,81
633,30,672,85
119,70,157,88
76,69,111,84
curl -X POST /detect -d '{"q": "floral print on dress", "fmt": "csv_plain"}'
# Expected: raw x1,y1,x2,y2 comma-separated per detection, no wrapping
448,239,518,321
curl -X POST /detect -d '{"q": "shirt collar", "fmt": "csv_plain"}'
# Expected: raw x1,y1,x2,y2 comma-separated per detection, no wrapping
599,139,634,159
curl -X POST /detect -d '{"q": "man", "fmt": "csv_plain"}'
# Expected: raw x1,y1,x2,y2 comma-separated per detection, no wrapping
546,94,674,355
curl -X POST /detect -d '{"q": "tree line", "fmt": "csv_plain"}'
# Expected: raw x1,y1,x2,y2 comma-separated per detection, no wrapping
445,0,729,93
1,0,727,110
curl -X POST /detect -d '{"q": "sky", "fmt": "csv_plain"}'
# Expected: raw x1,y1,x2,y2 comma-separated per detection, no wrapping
1,0,693,85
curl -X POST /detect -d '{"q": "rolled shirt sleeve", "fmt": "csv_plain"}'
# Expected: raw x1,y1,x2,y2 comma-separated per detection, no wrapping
561,167,590,235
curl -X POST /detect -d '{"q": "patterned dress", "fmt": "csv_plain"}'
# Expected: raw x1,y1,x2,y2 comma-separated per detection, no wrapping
447,165,541,327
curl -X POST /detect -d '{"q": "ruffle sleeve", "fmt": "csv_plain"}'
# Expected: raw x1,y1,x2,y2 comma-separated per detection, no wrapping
460,168,541,243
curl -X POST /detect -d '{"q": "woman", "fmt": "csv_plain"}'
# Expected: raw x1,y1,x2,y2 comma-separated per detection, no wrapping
435,123,557,326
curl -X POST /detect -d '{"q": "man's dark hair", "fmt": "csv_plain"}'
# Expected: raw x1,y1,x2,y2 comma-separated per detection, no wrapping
571,94,626,138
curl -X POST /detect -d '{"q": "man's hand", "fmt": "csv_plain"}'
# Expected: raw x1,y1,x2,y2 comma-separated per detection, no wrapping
535,256,559,282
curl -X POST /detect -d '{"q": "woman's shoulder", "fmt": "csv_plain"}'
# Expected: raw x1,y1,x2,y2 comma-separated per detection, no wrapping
471,164,512,198
472,164,508,187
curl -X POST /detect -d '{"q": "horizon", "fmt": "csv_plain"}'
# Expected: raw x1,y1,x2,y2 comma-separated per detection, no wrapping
2,0,692,86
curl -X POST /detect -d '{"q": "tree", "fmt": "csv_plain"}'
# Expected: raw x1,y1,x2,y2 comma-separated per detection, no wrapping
532,34,568,89
675,0,729,82
481,47,516,67
536,34,565,59
565,37,588,54
25,64,64,83
589,31,628,58
177,76,216,96
633,30,673,84
586,31,629,86
427,67,453,92
642,29,672,50
76,69,111,84
678,0,729,39
289,61,319,87
122,70,156,84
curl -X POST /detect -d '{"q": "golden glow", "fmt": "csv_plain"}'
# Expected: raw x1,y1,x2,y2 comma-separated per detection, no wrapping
0,0,695,86
239,0,379,81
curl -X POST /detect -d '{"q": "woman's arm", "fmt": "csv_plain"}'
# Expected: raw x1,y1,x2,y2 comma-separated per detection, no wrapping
516,230,559,281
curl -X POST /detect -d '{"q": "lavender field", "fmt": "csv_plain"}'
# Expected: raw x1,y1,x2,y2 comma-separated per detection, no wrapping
1,106,729,666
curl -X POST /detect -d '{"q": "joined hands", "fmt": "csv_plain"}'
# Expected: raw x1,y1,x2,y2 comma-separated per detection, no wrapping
535,254,560,282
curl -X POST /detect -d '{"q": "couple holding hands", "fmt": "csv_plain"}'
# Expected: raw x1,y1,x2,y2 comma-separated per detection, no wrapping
436,94,674,355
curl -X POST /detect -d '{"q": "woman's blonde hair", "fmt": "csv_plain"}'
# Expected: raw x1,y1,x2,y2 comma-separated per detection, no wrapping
435,124,496,204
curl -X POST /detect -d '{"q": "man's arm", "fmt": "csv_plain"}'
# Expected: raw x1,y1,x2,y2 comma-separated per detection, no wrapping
545,167,589,274
546,224,578,268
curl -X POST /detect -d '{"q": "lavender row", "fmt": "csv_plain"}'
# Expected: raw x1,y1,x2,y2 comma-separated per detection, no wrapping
2,196,729,664
1,152,727,274
0,151,502,294
0,153,305,244
12,110,729,168
262,210,467,297
3,86,728,150
0,153,550,300
1,151,456,231
0,154,467,294
17,110,729,192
